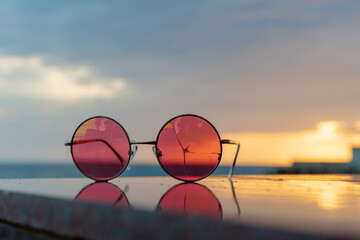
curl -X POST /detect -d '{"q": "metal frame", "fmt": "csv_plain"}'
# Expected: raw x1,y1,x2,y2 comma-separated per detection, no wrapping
66,116,131,182
65,114,240,182
154,114,223,182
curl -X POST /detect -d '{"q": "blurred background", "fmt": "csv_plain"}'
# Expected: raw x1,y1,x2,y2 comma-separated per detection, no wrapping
0,0,360,176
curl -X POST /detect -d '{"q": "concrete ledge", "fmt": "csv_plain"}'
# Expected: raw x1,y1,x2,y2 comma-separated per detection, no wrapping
0,190,351,240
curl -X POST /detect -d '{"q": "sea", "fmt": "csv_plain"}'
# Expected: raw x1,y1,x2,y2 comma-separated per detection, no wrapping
0,164,278,178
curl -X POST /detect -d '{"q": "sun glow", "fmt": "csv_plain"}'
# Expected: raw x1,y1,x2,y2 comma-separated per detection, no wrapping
222,121,360,166
316,121,341,138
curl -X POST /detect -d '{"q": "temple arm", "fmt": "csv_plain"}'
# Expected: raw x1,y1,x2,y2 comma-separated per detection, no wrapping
220,139,241,179
64,139,125,163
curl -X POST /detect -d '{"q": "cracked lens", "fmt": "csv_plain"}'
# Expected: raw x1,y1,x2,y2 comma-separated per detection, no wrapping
157,115,221,181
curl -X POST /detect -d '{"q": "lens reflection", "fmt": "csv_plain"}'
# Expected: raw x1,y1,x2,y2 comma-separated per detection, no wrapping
157,183,222,219
71,117,130,181
156,115,222,181
75,182,129,207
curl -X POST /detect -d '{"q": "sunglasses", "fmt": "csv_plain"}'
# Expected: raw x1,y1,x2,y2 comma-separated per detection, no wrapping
65,114,240,182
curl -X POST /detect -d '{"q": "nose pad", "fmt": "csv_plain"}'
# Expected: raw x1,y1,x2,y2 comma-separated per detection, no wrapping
152,146,162,156
152,146,157,158
153,146,162,161
130,145,138,160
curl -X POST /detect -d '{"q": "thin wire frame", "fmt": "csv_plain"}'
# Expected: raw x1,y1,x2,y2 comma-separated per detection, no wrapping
155,114,223,182
65,114,241,182
67,116,132,182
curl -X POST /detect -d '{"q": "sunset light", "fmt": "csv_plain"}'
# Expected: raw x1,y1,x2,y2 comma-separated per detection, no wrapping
0,1,359,170
222,121,360,167
354,121,360,132
0,2,360,239
316,121,341,137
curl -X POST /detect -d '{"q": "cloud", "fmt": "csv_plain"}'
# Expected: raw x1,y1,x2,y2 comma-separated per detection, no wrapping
0,56,128,101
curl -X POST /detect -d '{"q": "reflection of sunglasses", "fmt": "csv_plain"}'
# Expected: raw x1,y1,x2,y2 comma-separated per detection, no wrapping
157,183,223,219
65,114,240,182
75,181,240,220
75,182,130,208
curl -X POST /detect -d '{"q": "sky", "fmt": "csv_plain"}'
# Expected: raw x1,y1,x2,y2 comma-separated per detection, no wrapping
0,0,360,166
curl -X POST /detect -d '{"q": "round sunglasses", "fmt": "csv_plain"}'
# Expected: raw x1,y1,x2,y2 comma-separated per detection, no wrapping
65,114,240,182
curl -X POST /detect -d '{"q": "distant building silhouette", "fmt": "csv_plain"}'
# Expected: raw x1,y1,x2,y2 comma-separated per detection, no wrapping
351,147,360,169
277,147,360,174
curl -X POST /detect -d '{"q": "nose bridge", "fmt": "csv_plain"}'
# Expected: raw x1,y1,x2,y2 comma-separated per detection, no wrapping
130,140,156,145
129,140,157,160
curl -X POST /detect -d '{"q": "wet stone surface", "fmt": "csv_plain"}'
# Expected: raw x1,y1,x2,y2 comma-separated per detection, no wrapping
0,175,358,239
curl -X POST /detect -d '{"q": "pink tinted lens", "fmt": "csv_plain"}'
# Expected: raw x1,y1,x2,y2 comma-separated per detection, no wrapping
158,183,222,219
71,117,130,181
75,182,129,207
157,115,221,181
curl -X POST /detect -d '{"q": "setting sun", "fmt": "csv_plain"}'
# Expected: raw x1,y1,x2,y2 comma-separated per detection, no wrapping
316,121,341,137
